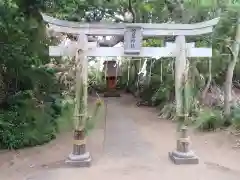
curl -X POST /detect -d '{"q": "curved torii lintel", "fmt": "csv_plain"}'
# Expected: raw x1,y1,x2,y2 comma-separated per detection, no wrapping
41,13,220,36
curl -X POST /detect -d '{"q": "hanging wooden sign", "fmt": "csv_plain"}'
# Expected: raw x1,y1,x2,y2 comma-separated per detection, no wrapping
124,26,142,54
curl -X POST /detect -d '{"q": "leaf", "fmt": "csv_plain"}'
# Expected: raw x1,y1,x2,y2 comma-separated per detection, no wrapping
142,3,153,12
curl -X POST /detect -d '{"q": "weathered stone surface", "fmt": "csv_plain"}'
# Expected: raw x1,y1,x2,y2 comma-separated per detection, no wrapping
65,152,92,167
169,151,199,165
171,150,195,158
170,125,199,165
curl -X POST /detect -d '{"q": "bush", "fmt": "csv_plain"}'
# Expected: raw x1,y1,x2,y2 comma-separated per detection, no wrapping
0,1,73,149
193,108,224,131
159,103,176,120
0,91,66,149
231,106,240,131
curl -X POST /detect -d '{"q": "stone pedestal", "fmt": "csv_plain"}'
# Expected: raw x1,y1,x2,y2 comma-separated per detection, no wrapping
65,129,92,167
65,152,92,167
169,126,199,165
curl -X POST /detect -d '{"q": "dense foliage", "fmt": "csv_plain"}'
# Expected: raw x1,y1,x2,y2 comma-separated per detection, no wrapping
117,1,240,131
0,0,70,149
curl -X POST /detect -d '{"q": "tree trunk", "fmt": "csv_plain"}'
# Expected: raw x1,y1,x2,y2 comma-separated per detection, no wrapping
224,19,240,122
201,58,212,103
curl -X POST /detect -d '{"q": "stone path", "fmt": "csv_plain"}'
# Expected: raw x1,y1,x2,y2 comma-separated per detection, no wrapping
103,99,154,159
1,95,240,180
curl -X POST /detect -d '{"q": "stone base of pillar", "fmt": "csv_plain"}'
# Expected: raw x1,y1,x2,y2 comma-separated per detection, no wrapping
169,150,199,165
65,152,92,167
169,125,199,165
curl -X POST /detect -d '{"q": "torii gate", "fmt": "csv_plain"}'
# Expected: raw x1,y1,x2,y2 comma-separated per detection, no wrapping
41,13,219,166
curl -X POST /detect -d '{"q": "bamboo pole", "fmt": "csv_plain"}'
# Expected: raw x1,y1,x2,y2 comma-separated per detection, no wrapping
175,35,187,128
66,33,91,167
73,34,88,155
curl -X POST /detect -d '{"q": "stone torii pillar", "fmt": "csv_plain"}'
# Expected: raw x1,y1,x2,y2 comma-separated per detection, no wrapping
169,36,199,165
49,33,97,166
66,34,90,166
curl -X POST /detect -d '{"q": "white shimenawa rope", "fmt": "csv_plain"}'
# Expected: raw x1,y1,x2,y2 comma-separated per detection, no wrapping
148,59,152,86
127,58,130,86
115,59,119,86
96,41,100,81
137,58,142,88
104,60,108,83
